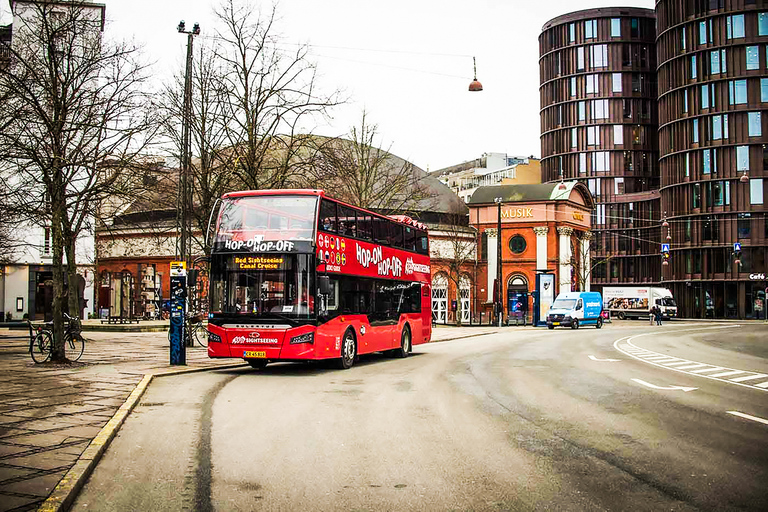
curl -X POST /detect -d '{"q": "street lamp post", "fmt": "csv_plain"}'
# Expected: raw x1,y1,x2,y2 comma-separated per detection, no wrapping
494,197,503,327
177,20,200,270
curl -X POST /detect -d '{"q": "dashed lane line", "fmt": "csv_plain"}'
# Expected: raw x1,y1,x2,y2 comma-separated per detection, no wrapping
613,326,768,392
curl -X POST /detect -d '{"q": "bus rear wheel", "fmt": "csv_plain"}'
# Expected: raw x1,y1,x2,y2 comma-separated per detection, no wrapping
394,325,411,358
247,359,268,370
338,329,356,369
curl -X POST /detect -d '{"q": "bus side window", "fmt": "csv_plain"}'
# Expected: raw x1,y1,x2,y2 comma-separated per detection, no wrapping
319,199,337,233
357,213,372,240
390,222,404,248
415,230,429,255
373,216,388,245
339,205,357,237
404,226,416,251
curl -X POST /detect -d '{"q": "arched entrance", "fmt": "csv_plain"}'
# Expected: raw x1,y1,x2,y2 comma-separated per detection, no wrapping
432,273,448,325
459,274,471,324
507,274,529,322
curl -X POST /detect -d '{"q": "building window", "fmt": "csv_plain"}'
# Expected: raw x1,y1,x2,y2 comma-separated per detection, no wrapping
762,78,768,102
749,112,762,137
569,23,575,43
630,18,639,38
587,126,599,146
721,49,727,72
760,13,768,36
509,235,527,254
571,128,577,148
747,46,760,70
699,21,707,45
681,26,686,51
710,50,721,74
691,55,697,79
578,101,586,121
685,219,692,242
570,76,576,96
737,145,750,171
614,177,625,195
693,119,699,144
579,152,587,174
683,89,688,113
593,151,610,172
611,18,621,37
43,227,51,255
686,152,690,177
585,19,597,39
726,14,745,40
751,179,764,204
623,98,632,118
586,74,599,94
703,148,711,174
729,79,747,105
612,73,622,93
701,85,709,109
614,125,623,145
577,47,585,70
693,183,701,208
712,115,722,139
738,213,752,238
591,99,608,120
590,44,608,68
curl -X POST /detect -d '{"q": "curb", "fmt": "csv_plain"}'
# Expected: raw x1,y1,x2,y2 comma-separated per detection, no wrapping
36,362,247,512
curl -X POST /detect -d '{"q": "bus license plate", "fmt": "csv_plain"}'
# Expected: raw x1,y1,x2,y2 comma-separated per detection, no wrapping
244,351,266,358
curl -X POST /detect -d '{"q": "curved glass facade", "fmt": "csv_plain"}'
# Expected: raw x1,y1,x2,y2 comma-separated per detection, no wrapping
539,8,661,287
657,0,768,318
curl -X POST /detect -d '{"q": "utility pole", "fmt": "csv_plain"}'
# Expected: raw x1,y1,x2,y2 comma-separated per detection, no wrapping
494,197,503,327
177,20,200,270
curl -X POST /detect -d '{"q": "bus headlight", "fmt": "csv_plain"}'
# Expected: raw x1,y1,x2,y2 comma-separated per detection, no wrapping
208,332,222,344
290,332,315,345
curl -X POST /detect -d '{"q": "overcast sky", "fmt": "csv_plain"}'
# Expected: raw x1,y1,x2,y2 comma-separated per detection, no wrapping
1,0,653,171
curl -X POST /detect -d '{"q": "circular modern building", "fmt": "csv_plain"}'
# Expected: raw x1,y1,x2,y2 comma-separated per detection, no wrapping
539,8,661,290
656,0,768,318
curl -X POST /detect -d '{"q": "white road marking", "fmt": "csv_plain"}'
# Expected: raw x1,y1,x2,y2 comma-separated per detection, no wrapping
631,379,697,392
613,325,768,392
674,363,709,370
689,367,725,373
588,355,621,362
708,370,745,378
727,411,768,426
730,374,768,382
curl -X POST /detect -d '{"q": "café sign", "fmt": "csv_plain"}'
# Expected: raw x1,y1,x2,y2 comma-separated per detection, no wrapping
749,273,766,280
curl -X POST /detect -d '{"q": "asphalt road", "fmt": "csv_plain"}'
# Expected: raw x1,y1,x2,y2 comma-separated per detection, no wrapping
72,322,768,511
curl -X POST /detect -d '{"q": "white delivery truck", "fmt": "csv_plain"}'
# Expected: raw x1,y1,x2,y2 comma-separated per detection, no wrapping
602,287,678,320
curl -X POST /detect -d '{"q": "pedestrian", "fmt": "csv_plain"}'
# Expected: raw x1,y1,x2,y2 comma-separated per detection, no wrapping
649,306,654,326
655,305,663,326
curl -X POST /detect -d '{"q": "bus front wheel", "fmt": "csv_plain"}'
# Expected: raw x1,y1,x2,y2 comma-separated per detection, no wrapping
338,329,356,369
394,325,411,358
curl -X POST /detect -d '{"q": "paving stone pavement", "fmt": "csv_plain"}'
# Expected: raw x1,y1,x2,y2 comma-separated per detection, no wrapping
0,321,508,511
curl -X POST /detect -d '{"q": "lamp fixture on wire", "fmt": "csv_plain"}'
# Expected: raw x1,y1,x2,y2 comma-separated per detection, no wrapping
468,57,483,92
739,170,749,183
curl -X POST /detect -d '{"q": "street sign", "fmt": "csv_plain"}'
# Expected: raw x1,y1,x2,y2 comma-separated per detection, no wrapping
734,242,742,252
661,243,670,253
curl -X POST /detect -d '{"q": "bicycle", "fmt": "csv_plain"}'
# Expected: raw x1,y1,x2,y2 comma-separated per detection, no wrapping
167,312,208,347
29,313,85,363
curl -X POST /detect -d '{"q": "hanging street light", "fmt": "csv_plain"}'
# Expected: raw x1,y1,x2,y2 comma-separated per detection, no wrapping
469,56,483,92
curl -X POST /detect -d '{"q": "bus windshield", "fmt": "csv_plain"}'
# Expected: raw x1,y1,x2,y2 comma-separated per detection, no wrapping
209,253,315,320
215,195,318,247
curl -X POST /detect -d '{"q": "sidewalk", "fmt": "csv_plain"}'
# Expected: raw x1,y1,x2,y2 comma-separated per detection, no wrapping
0,324,516,512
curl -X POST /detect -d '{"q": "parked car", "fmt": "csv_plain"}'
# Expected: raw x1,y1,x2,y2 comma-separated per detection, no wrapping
546,291,604,329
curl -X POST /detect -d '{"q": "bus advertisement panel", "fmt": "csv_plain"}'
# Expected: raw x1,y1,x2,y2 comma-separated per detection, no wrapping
206,190,431,370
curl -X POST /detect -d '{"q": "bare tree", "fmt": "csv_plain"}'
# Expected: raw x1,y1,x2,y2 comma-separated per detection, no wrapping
0,1,156,361
570,232,612,292
212,0,342,192
434,213,476,326
306,111,435,213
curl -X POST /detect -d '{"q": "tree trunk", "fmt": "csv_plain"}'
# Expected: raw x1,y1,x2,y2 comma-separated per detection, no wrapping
64,231,81,321
49,186,67,362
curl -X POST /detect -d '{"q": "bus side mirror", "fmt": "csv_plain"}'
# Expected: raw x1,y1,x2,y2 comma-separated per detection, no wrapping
318,275,330,296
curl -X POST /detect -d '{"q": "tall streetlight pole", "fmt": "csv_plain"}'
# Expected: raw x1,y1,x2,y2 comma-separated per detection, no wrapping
494,197,503,327
177,20,200,270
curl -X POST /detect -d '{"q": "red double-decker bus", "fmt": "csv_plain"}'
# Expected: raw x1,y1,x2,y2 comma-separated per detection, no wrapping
206,190,432,369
